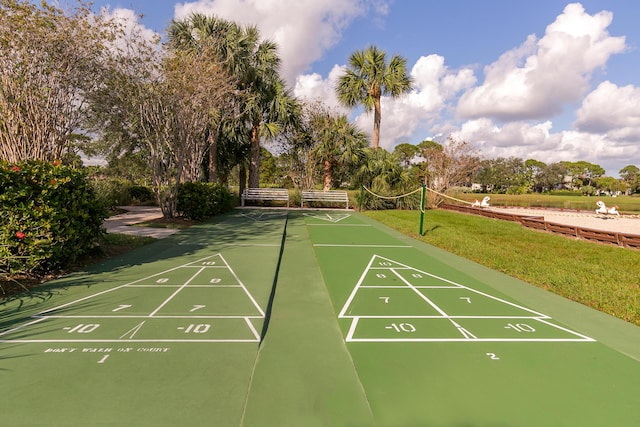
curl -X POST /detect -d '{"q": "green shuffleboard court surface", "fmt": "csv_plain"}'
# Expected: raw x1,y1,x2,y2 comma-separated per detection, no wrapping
1,209,640,426
0,210,287,426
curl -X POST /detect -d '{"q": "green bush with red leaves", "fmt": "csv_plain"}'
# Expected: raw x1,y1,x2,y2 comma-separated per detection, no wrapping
0,160,107,276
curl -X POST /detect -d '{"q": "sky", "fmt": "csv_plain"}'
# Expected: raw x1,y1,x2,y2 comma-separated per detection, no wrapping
87,0,640,177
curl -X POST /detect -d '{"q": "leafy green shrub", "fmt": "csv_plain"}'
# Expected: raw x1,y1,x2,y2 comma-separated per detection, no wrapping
176,182,234,220
128,185,155,204
90,179,156,208
0,161,107,275
90,177,133,208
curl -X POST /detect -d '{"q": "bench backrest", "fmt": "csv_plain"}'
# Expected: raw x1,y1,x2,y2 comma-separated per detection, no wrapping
301,190,349,209
301,190,348,201
243,188,289,198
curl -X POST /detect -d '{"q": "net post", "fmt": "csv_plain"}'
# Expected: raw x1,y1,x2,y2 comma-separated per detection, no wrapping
359,185,364,211
419,184,426,236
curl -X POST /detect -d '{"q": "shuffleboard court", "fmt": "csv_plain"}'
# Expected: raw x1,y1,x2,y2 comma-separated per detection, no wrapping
2,208,640,426
0,210,288,426
303,210,640,427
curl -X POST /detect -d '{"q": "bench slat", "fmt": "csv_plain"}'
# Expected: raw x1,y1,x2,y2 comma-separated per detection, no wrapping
301,190,349,209
241,188,289,207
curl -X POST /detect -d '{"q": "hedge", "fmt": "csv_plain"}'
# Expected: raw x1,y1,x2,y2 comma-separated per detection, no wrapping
176,182,235,220
0,160,107,275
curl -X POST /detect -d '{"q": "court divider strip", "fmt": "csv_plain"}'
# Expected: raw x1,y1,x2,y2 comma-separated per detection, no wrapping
258,211,289,344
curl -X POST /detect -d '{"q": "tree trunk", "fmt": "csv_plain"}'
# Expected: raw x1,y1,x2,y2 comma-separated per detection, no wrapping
208,130,218,183
238,163,247,198
248,123,261,188
372,95,381,150
323,159,332,191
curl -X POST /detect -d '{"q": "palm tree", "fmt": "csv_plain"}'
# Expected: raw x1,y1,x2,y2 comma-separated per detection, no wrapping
245,65,300,188
168,14,299,189
167,14,242,183
310,112,367,191
335,45,413,150
355,148,411,193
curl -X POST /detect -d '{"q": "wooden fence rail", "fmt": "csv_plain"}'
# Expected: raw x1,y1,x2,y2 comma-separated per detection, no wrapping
439,203,640,249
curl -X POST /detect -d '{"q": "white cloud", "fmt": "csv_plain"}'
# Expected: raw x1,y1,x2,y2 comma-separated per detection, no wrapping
450,118,639,175
293,65,348,113
292,55,475,149
373,55,476,149
174,0,389,85
575,81,640,141
457,3,626,121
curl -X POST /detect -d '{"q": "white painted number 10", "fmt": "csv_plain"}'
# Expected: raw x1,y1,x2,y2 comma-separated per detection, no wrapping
183,324,211,334
386,323,416,333
66,324,100,334
504,323,536,333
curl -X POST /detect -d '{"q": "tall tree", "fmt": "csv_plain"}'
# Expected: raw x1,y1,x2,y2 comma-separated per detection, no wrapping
88,29,237,218
393,143,419,168
0,0,119,162
524,159,547,193
167,14,244,184
359,147,411,189
416,137,480,206
536,162,568,191
168,14,299,189
561,160,605,188
278,100,366,191
335,45,413,150
309,111,367,191
619,165,640,194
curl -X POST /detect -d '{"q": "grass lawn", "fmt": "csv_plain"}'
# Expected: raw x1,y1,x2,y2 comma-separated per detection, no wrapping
364,208,640,326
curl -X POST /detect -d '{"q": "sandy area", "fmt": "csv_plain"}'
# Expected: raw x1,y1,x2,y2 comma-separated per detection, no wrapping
489,206,640,236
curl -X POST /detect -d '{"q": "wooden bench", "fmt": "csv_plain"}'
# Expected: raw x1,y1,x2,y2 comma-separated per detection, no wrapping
301,190,349,209
241,188,289,207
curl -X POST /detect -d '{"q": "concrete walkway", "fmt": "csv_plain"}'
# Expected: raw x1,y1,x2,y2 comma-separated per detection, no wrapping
103,206,180,239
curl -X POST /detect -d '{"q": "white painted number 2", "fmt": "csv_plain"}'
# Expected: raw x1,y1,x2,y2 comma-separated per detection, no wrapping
486,353,500,360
